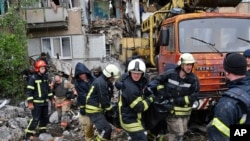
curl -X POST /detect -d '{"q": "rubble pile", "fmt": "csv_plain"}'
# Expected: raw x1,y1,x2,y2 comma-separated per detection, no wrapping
0,99,206,141
0,100,28,141
0,99,128,141
92,18,124,28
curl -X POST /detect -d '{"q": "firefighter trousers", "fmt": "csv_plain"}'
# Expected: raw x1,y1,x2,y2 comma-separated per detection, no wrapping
89,113,112,140
25,104,49,138
55,97,71,128
128,130,147,141
166,116,190,141
79,114,95,141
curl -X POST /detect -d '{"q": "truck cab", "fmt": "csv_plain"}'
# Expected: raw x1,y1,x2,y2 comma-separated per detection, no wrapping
158,12,250,109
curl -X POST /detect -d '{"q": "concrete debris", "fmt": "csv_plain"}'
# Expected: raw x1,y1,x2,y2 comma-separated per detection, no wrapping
0,99,10,109
92,18,124,28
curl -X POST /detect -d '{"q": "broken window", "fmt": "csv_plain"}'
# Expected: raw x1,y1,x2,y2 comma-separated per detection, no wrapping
41,36,72,59
51,0,72,8
106,44,112,56
91,0,121,20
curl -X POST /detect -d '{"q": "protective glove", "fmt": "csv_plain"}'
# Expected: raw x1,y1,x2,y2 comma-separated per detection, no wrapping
189,94,198,103
72,94,77,99
79,107,86,115
105,106,117,118
147,94,155,103
144,87,154,97
66,91,74,100
115,81,123,90
148,80,157,89
110,103,118,118
154,99,174,113
174,97,185,106
157,88,165,96
28,102,34,110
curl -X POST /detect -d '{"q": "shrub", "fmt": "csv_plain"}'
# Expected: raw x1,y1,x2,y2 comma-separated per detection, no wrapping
0,6,29,102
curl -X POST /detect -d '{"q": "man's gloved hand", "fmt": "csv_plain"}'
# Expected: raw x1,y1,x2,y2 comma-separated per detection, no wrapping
147,94,155,103
28,102,34,110
189,94,198,103
80,107,86,115
66,91,74,100
155,99,174,113
174,97,185,106
115,81,123,90
111,103,118,118
144,87,154,97
148,80,157,89
72,94,77,99
157,88,165,96
106,103,118,118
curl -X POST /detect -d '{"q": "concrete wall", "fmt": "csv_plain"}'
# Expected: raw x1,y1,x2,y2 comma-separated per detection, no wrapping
29,9,83,37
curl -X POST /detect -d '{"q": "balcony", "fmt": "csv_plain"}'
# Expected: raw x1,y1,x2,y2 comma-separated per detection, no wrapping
21,7,68,31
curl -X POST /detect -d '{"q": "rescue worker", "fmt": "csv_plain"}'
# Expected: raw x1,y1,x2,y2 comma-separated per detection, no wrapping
50,74,77,130
36,52,49,65
118,58,155,140
74,62,95,141
243,49,250,76
124,52,140,72
24,60,55,140
148,53,200,141
91,64,103,78
207,52,250,141
86,64,120,141
21,66,35,82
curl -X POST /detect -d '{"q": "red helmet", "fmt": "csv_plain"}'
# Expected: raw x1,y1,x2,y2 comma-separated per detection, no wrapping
35,60,47,72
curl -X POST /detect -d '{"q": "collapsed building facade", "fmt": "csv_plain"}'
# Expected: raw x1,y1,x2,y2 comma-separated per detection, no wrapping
1,0,250,76
21,0,142,76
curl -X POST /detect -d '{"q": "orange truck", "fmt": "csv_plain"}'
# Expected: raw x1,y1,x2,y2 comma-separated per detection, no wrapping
120,0,250,123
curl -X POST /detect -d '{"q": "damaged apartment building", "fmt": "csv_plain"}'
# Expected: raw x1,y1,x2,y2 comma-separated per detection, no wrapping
0,0,166,75
1,0,250,75
19,0,149,75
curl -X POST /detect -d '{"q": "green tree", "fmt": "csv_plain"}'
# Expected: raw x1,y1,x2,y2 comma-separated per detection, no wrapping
0,5,29,102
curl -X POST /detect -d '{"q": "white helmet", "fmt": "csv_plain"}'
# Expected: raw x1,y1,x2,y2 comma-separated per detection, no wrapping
177,53,196,65
127,59,146,73
103,64,120,78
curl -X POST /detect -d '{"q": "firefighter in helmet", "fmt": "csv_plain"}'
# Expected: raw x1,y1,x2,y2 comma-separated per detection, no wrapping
86,64,120,141
91,64,103,78
148,53,200,141
24,60,55,140
118,58,155,140
50,74,77,130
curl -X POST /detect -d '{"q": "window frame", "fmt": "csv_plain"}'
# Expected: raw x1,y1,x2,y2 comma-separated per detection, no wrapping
41,36,72,59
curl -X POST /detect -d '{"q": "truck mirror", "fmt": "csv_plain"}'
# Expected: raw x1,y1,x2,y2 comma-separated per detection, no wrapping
161,29,169,46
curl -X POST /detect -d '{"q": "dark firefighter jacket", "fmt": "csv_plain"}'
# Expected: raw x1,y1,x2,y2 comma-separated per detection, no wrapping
246,70,250,77
85,74,114,114
74,63,94,109
207,77,250,141
26,73,53,105
118,73,154,132
151,67,200,116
